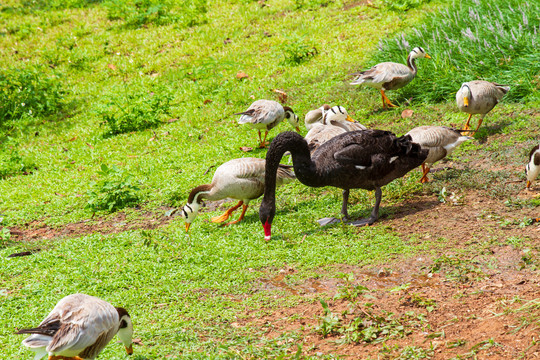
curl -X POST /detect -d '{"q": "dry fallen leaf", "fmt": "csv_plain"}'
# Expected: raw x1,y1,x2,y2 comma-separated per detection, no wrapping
68,136,78,142
236,71,249,79
401,109,414,118
203,99,212,105
239,146,253,152
107,64,116,71
85,143,94,149
132,338,144,345
167,118,178,123
273,89,288,104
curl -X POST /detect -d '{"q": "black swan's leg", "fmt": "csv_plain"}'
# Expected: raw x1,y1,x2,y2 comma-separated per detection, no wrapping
349,187,382,226
317,189,350,227
341,189,350,220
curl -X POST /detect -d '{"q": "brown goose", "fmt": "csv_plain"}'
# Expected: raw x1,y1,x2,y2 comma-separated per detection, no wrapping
526,144,540,190
259,130,428,241
305,105,367,153
350,47,431,108
456,81,510,134
406,126,473,183
181,157,295,232
236,99,300,148
17,293,133,360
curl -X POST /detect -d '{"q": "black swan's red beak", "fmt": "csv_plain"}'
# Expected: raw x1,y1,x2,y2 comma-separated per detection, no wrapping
263,220,272,242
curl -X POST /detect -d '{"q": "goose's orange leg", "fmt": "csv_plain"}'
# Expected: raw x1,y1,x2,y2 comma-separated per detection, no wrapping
224,204,249,226
462,114,473,131
419,163,430,183
472,117,484,134
211,201,243,223
380,90,398,108
259,131,270,148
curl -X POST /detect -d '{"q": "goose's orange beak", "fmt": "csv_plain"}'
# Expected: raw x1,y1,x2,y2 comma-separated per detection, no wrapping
185,223,191,232
463,96,469,107
425,54,432,59
125,344,133,355
346,115,355,122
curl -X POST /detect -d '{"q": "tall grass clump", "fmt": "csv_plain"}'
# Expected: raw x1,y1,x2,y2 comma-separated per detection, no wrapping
98,83,173,136
0,67,66,133
102,0,207,28
374,0,539,103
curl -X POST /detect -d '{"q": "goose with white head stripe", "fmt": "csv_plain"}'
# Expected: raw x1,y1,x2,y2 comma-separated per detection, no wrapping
305,105,367,153
180,157,295,232
350,46,431,108
236,99,300,148
17,293,133,360
526,144,540,190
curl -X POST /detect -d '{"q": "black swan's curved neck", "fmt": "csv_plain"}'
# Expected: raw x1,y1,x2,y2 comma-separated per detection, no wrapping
259,132,315,239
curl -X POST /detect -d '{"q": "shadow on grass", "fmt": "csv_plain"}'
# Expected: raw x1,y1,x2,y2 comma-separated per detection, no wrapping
473,119,513,143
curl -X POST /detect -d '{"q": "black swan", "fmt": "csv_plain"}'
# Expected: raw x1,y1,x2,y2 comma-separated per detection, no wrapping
259,130,428,241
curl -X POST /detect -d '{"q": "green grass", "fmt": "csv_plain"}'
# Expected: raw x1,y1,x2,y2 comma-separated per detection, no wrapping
0,0,538,358
374,0,540,103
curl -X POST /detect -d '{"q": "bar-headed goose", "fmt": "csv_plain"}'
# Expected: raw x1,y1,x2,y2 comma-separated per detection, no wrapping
259,130,428,241
181,157,295,232
350,47,431,108
406,126,473,183
304,104,331,130
456,81,510,134
236,99,300,148
17,293,133,360
305,105,367,153
526,144,540,190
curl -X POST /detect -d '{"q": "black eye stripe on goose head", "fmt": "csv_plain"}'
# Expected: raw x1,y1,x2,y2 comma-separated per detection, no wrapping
338,106,345,114
418,47,425,53
330,107,336,114
411,48,418,54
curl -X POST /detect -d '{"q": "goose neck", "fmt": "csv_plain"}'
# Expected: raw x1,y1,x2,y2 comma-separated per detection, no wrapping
407,54,417,74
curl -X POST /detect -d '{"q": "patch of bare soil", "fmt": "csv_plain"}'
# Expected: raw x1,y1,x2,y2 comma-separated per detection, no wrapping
237,189,539,359
7,208,176,242
242,248,538,358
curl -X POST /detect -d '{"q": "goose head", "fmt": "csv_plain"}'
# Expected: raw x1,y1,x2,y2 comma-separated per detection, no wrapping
116,307,134,355
180,202,201,232
526,145,540,189
283,106,301,132
304,104,331,130
410,46,431,60
323,105,355,125
460,83,471,107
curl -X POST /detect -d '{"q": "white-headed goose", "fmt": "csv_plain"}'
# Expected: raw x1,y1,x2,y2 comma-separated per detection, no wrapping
406,126,473,183
181,157,295,232
304,104,331,130
350,47,431,108
259,130,428,241
17,293,133,360
236,99,300,148
526,144,540,190
456,81,510,134
305,105,367,153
